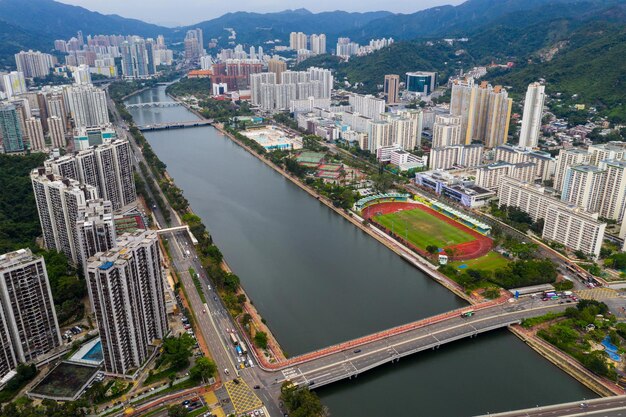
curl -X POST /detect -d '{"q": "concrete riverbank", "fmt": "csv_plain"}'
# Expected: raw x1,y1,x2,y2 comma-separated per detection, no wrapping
510,325,624,397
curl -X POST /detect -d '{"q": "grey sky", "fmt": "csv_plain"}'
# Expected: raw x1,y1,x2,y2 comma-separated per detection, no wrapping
57,0,464,27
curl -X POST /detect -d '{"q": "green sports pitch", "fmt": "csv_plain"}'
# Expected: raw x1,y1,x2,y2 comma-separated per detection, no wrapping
374,208,475,250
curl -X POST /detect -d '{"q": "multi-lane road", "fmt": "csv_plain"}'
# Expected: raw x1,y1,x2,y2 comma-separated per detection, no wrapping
481,396,626,417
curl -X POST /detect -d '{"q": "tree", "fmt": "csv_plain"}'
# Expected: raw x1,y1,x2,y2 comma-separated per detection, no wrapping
254,331,268,349
608,252,626,269
426,245,439,256
280,382,328,417
223,273,240,293
189,357,217,383
600,246,614,259
492,259,557,289
85,380,107,402
161,334,195,371
444,247,460,259
371,173,394,193
574,250,588,260
168,404,187,417
581,351,615,379
530,218,545,234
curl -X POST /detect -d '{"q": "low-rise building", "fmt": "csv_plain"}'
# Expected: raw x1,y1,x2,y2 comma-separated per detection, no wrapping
241,126,303,152
415,170,494,208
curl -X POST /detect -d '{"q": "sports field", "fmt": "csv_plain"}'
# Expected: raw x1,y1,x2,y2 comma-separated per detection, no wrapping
375,208,474,250
362,202,493,260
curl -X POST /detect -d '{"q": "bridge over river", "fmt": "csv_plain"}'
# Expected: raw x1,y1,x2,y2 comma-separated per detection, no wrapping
125,101,183,109
242,297,569,392
136,120,214,131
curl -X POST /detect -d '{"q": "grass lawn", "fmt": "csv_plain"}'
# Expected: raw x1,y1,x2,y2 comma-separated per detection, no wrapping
450,252,509,272
375,208,474,251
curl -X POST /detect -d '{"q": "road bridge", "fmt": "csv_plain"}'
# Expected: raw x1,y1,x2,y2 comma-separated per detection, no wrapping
125,101,183,109
137,120,213,131
156,225,198,244
240,299,568,393
478,396,626,416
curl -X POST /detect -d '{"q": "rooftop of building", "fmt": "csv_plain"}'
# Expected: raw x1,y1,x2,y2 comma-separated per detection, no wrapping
571,165,605,173
405,71,437,76
605,159,626,168
528,151,555,160
563,148,591,154
446,183,494,197
514,162,537,168
98,261,114,270
29,361,98,401
0,248,37,269
481,161,513,170
589,141,626,150
547,203,602,221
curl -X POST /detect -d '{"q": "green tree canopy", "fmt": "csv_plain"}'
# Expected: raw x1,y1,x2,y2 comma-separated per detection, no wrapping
189,357,217,383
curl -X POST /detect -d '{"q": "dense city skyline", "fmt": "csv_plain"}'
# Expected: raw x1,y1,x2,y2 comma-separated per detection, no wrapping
58,0,465,26
2,0,626,415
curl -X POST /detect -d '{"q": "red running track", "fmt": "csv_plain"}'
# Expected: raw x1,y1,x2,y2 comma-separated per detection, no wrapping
361,202,493,261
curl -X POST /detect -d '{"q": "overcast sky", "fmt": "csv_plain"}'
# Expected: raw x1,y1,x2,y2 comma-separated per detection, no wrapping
58,0,464,27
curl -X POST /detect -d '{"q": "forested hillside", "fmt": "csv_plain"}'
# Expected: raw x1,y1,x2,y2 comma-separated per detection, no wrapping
491,23,626,122
297,41,473,93
0,153,47,253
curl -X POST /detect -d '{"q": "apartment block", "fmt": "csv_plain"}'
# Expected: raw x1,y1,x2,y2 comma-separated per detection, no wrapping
432,115,463,148
450,79,512,148
543,205,606,258
31,169,97,265
518,82,545,149
429,144,483,170
86,231,168,375
553,148,591,192
0,249,61,365
76,199,116,271
498,176,606,257
599,160,626,222
561,165,606,213
476,161,537,190
45,139,136,211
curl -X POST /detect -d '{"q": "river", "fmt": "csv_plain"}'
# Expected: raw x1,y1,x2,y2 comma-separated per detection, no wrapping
126,86,595,416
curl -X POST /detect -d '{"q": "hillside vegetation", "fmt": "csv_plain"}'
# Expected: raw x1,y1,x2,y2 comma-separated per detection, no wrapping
0,153,46,253
297,41,473,93
492,23,626,122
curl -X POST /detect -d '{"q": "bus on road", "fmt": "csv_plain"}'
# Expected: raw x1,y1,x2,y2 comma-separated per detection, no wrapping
229,333,239,346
